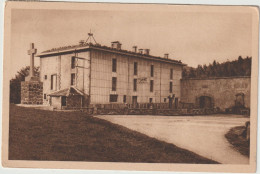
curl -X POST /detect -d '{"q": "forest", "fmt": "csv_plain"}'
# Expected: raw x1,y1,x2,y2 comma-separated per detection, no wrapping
182,56,251,79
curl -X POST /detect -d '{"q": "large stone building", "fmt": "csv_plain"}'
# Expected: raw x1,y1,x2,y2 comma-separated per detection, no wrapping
37,40,185,109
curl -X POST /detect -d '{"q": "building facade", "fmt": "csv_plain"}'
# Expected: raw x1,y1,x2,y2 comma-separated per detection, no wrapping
38,41,185,109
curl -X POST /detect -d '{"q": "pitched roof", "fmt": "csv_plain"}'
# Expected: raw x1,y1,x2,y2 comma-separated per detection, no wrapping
48,86,84,97
37,42,185,66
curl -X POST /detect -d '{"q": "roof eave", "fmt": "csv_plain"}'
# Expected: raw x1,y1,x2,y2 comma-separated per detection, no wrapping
38,45,186,66
37,45,91,57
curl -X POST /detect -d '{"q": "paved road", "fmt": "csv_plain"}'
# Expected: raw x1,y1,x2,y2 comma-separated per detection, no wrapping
96,114,249,164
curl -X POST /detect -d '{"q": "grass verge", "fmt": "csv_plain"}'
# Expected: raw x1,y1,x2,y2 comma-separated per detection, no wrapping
9,104,218,163
225,126,249,157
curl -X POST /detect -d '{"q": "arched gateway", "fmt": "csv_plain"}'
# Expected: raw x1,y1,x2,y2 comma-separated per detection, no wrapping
195,94,214,109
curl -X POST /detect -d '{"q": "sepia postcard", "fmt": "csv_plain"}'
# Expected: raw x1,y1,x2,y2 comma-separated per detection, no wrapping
1,1,259,173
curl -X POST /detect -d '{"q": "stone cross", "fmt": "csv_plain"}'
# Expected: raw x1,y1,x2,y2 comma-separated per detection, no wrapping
27,43,37,78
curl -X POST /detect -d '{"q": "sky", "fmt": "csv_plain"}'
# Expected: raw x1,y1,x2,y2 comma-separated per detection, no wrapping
10,6,253,79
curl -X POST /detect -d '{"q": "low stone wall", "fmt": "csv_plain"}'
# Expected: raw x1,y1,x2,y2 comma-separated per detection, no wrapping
181,77,251,111
90,103,170,110
94,107,220,116
21,81,43,105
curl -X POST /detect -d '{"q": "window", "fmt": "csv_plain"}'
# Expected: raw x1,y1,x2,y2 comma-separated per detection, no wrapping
123,95,127,103
169,82,173,93
44,75,47,80
150,80,154,92
112,58,117,72
61,96,67,106
164,98,167,102
151,65,154,77
44,94,46,99
112,77,117,91
51,74,57,90
134,62,138,75
170,68,173,79
149,98,153,103
110,94,118,102
133,79,137,91
71,73,75,85
71,57,76,69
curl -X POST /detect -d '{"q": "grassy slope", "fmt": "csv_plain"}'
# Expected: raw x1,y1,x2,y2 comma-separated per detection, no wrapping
9,104,218,163
225,126,250,157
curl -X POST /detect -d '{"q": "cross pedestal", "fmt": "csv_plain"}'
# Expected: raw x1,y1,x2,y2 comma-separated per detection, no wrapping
21,43,43,105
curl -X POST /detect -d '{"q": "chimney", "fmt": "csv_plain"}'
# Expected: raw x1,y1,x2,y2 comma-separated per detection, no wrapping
111,41,122,50
132,46,137,53
139,49,143,54
144,49,150,55
79,40,85,45
164,53,169,59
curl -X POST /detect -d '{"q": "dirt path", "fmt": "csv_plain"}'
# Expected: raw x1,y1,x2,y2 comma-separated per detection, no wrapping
96,114,249,164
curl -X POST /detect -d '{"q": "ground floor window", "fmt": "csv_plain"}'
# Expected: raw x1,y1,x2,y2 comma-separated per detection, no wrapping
123,95,127,103
110,94,118,102
61,96,67,106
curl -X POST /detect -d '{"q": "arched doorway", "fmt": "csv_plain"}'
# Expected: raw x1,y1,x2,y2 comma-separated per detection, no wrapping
235,93,245,107
198,96,213,108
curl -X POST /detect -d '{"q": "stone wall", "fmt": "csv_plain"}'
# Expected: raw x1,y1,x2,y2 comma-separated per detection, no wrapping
181,77,251,111
21,81,43,105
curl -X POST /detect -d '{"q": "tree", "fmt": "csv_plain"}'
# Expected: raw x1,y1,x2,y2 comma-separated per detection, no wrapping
182,68,188,78
10,66,40,104
189,68,196,78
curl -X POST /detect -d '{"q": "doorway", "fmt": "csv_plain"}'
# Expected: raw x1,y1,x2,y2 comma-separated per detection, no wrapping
132,96,137,107
175,97,179,109
235,93,245,107
61,96,67,106
199,96,212,108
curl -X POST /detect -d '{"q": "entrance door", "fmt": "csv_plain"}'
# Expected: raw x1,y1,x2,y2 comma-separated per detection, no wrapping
132,96,137,107
175,97,179,109
61,96,67,106
199,96,212,108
